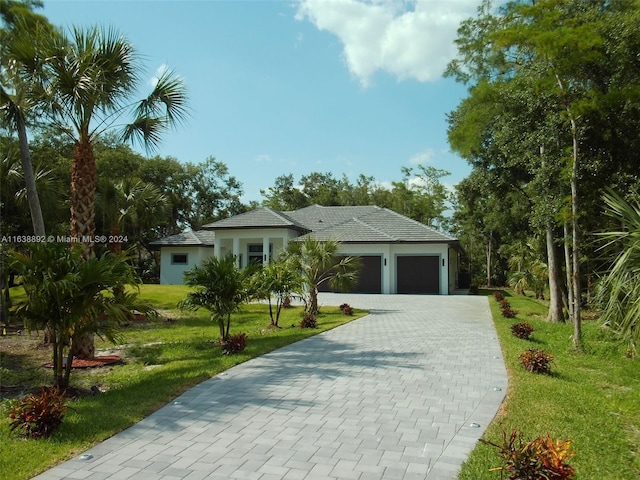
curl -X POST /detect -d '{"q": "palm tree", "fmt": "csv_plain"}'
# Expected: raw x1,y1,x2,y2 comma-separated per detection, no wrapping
595,190,640,356
10,242,148,388
0,0,57,236
98,178,167,254
285,237,360,315
41,25,188,254
179,255,256,342
37,26,187,359
251,258,303,327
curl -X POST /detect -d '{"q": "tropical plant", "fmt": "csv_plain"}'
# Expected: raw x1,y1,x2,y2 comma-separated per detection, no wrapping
481,429,576,480
285,237,360,315
97,177,167,254
10,242,147,388
519,348,553,375
0,0,56,236
511,322,534,340
33,24,187,360
8,386,69,439
38,25,188,252
595,190,640,356
179,255,255,341
250,258,302,328
222,332,248,355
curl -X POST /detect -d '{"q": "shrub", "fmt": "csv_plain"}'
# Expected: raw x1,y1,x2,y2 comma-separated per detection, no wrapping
8,387,69,439
501,307,519,318
500,299,511,309
299,313,317,329
481,429,576,480
222,333,248,355
493,291,505,302
339,303,354,315
511,322,534,340
282,296,292,308
519,348,553,374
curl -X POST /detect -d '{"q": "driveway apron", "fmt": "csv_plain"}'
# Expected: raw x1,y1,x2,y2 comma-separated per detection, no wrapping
33,294,507,480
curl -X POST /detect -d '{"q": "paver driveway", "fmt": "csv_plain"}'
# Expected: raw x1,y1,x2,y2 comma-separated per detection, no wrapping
34,294,507,480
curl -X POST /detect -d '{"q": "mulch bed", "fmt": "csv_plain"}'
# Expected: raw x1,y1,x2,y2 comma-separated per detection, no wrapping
43,355,122,369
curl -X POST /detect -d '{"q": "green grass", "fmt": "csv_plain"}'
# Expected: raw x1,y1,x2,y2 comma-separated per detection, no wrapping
458,290,640,480
0,285,364,480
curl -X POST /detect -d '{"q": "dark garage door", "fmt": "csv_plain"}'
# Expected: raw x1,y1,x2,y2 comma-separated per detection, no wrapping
318,255,382,294
352,256,382,293
396,256,440,294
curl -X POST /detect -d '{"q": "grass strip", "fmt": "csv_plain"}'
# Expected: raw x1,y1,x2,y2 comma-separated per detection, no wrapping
458,290,640,480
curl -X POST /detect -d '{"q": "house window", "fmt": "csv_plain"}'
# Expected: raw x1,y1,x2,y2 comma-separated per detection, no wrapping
171,253,188,265
247,244,272,265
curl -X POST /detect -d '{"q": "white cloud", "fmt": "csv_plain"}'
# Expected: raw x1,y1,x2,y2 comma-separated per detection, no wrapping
149,64,170,87
409,148,435,165
255,154,273,163
295,0,479,86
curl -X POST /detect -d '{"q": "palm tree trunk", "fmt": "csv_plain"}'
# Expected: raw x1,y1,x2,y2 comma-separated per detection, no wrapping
17,114,45,236
70,136,98,359
70,136,97,255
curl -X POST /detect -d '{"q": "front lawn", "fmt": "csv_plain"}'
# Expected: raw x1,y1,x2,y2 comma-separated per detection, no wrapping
0,285,365,480
458,290,640,480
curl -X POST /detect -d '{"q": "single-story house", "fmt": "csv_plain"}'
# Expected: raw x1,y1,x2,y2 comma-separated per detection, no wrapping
150,204,462,294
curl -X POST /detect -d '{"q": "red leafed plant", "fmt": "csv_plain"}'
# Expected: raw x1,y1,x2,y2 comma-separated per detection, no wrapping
511,322,534,340
8,387,69,439
481,429,576,480
519,348,553,374
222,333,248,355
299,313,317,329
493,291,506,302
339,303,354,315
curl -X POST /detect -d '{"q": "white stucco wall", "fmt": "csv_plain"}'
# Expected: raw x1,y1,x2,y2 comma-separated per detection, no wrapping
159,246,215,284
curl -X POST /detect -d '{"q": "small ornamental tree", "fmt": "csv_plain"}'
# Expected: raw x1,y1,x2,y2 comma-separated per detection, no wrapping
10,242,146,388
286,237,360,315
251,258,302,328
179,255,255,341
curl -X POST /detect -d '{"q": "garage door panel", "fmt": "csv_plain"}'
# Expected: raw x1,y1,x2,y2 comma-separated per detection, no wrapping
318,255,382,294
397,256,439,294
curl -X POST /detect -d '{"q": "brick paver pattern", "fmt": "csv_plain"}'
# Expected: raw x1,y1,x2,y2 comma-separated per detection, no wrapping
33,294,507,480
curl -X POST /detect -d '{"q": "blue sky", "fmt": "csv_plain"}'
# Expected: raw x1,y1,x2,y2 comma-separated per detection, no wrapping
42,0,479,203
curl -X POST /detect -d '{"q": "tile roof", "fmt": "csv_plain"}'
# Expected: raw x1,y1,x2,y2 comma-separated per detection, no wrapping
157,205,457,246
293,206,457,243
149,230,215,247
202,207,307,231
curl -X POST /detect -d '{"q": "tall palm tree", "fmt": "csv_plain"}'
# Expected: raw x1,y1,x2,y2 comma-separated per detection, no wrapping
42,25,188,254
0,0,56,236
36,26,187,359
